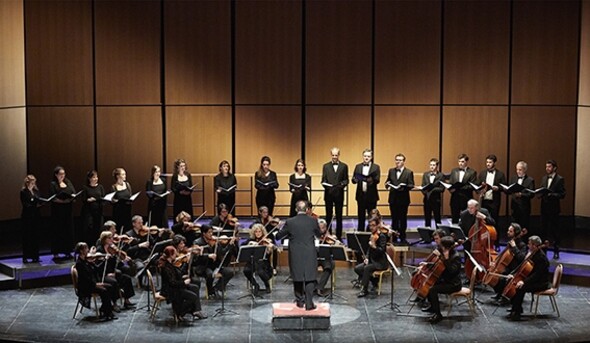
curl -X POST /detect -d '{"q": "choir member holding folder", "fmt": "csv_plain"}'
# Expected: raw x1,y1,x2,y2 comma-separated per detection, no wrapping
214,160,237,215
288,159,311,217
352,149,380,232
49,166,78,260
81,170,105,247
255,156,279,215
420,158,445,228
20,175,41,263
506,161,535,232
385,153,414,244
146,165,169,228
321,147,349,240
110,167,135,231
172,159,194,222
446,154,477,224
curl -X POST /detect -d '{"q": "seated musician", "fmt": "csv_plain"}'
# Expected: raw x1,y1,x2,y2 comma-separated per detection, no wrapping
243,223,273,295
171,234,202,287
411,228,447,305
422,236,462,324
490,223,527,304
193,225,235,299
251,206,280,275
316,219,339,296
123,215,155,277
355,217,388,297
458,199,495,252
158,246,207,321
95,231,136,309
172,211,199,245
210,203,230,227
96,220,117,247
506,235,550,321
74,242,117,320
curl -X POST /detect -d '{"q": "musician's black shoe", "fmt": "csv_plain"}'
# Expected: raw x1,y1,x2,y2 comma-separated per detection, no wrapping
295,301,304,308
305,304,317,311
491,294,502,301
553,252,560,260
421,305,434,313
252,282,260,296
428,313,443,324
507,312,522,321
192,311,208,320
357,290,368,298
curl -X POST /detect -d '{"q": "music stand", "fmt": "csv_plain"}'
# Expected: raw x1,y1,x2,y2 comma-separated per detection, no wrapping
134,253,160,312
450,226,466,241
464,250,486,304
376,248,402,313
318,244,349,302
436,224,454,237
346,232,370,263
236,245,268,305
414,227,435,245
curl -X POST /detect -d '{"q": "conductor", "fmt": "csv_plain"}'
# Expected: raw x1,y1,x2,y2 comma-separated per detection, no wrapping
276,200,321,310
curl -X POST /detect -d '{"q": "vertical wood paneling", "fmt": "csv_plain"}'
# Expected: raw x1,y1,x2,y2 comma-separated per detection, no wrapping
512,0,580,105
306,1,371,104
96,107,163,215
0,0,25,108
1,108,27,220
510,106,576,216
375,0,441,105
579,0,590,106
576,107,590,216
165,0,230,105
444,0,510,104
25,0,92,106
441,106,509,215
95,0,160,105
27,107,95,195
236,0,301,104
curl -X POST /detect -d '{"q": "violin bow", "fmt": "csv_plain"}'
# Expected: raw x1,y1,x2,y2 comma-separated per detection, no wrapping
321,216,335,245
192,210,207,225
353,231,368,261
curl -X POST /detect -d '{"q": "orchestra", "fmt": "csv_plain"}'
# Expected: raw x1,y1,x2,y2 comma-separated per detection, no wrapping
19,153,564,326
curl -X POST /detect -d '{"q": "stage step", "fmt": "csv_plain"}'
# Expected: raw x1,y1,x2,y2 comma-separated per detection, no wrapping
0,254,74,289
272,303,330,330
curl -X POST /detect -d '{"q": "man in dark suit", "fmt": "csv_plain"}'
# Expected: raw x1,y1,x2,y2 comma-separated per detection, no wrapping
448,153,477,224
321,147,349,239
421,158,445,228
352,149,380,232
355,217,388,297
539,159,566,259
458,199,496,252
477,154,506,225
509,161,535,232
275,201,321,310
386,153,415,244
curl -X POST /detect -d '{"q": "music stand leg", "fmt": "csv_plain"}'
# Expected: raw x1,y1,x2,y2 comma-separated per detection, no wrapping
376,270,400,312
213,274,239,317
321,254,347,302
237,255,263,304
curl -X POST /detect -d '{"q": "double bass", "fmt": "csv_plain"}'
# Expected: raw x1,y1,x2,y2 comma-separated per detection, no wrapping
483,228,527,287
465,217,497,282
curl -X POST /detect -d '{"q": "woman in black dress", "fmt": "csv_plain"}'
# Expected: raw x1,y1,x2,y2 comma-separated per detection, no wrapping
171,159,193,222
289,159,311,217
49,166,76,260
81,170,105,247
111,167,133,232
158,245,207,321
214,160,237,215
146,165,168,228
20,175,41,263
254,156,279,216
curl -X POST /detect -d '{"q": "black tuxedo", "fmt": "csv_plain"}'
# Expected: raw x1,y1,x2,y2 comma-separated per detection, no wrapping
276,213,321,309
458,207,495,252
353,232,388,291
386,167,415,241
540,173,566,253
421,171,445,227
448,167,477,223
321,161,349,239
477,169,506,223
510,249,550,314
351,162,380,232
509,175,535,231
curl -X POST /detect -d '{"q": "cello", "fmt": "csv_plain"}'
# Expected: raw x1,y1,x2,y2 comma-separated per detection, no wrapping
410,248,446,300
502,240,549,299
483,228,527,287
465,217,497,283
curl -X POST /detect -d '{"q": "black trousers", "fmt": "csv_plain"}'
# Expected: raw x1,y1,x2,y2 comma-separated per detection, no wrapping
427,282,462,315
325,193,344,238
482,199,500,224
354,261,387,290
203,267,233,295
357,193,377,232
423,197,441,228
317,259,335,291
389,203,409,240
510,282,549,313
541,213,561,252
243,260,272,288
450,191,470,224
511,203,531,235
293,280,316,309
171,283,201,316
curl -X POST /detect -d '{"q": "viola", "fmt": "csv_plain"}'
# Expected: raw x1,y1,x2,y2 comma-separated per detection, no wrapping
465,217,498,283
106,244,128,260
483,228,528,287
410,249,446,300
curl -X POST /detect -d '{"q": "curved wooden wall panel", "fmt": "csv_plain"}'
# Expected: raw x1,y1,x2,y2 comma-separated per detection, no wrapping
0,0,25,108
1,108,27,219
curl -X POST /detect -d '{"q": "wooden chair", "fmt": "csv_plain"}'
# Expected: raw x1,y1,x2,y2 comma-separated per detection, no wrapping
446,266,477,317
71,265,100,319
372,268,392,295
530,264,563,317
146,269,177,323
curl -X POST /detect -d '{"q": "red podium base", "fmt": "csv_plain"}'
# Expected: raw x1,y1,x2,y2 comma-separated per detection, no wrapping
271,302,331,330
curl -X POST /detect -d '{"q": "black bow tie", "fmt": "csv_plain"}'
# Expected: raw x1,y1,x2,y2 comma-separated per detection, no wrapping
430,173,436,176
363,163,370,167
332,162,339,166
548,175,553,179
518,176,524,179
488,171,494,174
459,169,465,172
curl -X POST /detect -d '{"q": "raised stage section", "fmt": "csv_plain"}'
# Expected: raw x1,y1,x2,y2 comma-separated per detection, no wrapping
272,302,330,330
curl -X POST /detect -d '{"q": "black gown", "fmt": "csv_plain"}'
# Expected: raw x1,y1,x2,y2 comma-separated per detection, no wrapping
254,171,279,215
20,188,41,260
288,173,311,217
49,179,76,255
112,182,133,232
146,177,168,228
214,173,237,215
172,175,193,221
81,184,105,247
160,260,201,316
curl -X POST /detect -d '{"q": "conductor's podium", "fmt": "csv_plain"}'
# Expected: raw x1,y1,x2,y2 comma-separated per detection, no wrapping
272,302,331,330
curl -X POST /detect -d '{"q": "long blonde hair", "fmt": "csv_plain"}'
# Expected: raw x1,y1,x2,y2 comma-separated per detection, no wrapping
250,223,268,240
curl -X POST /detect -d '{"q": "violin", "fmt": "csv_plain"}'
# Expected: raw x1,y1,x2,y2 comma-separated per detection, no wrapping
320,232,341,246
86,252,107,263
483,228,528,287
106,244,128,260
174,246,203,267
113,234,134,244
465,216,498,283
226,214,241,227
